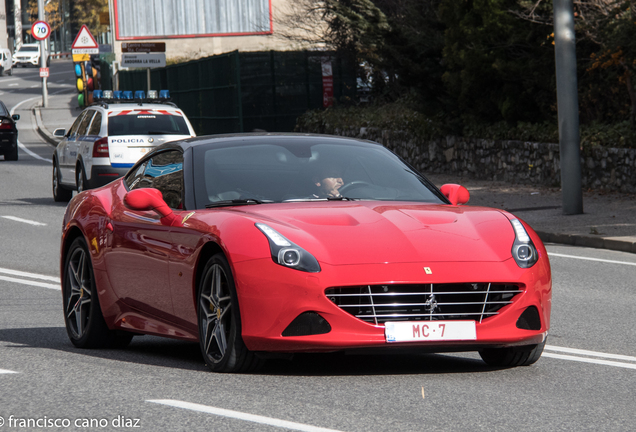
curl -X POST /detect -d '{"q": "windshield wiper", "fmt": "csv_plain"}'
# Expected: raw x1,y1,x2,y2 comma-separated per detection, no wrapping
205,199,266,208
327,196,356,201
281,196,357,203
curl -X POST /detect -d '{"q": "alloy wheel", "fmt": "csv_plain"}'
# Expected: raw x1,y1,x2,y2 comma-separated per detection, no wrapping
65,246,92,339
199,263,232,363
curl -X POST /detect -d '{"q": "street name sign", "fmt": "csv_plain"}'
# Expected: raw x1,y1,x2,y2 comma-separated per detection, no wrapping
121,43,166,53
121,53,166,68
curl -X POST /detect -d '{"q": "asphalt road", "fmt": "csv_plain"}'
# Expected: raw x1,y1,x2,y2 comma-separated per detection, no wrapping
1,69,635,431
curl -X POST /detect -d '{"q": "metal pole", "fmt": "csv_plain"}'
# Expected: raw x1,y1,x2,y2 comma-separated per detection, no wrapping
553,0,583,214
37,0,48,107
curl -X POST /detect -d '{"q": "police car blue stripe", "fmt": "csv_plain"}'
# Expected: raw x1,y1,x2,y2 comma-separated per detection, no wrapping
111,163,135,168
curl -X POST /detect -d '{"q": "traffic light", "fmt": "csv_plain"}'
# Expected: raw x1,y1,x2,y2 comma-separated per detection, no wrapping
74,61,86,108
74,56,102,108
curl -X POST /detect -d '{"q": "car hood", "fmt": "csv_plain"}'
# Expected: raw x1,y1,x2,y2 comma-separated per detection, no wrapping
232,202,516,265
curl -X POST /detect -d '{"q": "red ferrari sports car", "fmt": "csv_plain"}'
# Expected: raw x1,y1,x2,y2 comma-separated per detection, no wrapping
60,133,551,372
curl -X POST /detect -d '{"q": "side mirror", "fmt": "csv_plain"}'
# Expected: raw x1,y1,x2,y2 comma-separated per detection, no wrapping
124,188,181,226
440,184,470,205
12,114,20,121
53,128,66,137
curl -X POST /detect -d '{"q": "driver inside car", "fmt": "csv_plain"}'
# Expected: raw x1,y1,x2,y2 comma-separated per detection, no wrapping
312,167,344,198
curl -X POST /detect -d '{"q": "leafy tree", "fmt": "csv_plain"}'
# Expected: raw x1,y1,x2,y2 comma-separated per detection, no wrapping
70,0,109,36
439,0,556,124
27,0,108,34
26,0,62,31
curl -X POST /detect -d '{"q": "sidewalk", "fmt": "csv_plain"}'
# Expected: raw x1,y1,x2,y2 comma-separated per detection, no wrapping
33,91,81,146
34,93,636,254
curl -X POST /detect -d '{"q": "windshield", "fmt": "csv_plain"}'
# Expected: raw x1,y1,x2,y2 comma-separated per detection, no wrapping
18,46,39,53
193,139,445,208
107,113,190,136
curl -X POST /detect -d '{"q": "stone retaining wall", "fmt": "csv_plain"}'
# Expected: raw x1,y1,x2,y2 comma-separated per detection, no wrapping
310,127,636,193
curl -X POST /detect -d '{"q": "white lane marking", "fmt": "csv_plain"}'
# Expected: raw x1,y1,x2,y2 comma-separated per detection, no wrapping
10,96,53,163
17,141,50,162
0,267,60,283
545,345,636,363
543,352,636,370
1,215,47,226
0,368,19,374
0,275,60,290
147,400,344,432
548,252,636,267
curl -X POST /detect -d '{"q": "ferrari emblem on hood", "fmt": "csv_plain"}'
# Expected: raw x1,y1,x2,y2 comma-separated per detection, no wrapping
424,267,432,274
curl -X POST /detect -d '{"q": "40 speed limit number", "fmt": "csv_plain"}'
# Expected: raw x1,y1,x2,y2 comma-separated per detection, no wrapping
31,21,51,40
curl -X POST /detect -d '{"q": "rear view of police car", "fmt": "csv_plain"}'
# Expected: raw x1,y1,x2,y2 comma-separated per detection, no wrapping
52,90,195,202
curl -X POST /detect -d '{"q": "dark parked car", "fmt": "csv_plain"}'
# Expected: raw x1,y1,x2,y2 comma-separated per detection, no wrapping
0,100,19,161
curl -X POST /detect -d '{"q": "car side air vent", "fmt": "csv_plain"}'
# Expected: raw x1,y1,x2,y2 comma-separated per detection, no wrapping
282,312,331,337
516,306,542,330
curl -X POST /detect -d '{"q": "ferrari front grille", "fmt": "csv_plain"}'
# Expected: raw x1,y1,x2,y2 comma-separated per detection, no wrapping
325,283,523,325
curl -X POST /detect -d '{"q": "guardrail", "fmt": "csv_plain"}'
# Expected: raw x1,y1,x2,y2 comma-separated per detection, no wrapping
49,52,72,59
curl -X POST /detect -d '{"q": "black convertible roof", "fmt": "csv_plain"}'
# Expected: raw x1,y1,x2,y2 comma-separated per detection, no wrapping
153,132,384,154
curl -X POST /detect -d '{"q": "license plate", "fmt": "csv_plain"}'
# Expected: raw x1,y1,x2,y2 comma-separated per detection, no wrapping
385,321,476,343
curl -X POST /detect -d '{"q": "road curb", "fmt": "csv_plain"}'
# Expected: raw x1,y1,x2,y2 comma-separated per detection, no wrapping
536,231,636,254
33,106,60,147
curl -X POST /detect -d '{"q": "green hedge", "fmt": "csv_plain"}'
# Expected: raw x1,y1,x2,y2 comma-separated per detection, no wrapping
296,103,636,149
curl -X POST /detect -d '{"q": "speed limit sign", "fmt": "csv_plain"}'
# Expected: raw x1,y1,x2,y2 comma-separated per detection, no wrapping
31,21,51,40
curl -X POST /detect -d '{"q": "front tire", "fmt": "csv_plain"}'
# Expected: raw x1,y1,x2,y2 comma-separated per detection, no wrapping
53,160,72,202
63,237,133,348
197,253,263,372
479,338,546,367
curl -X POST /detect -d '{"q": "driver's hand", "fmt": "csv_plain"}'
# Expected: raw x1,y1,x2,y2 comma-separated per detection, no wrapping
319,176,343,197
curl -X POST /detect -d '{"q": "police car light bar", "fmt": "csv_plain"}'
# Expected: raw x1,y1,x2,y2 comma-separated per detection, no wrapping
91,89,172,105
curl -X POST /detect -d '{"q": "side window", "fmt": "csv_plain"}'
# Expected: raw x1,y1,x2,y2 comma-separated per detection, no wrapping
68,111,87,138
124,160,148,190
132,150,184,209
87,111,102,136
77,111,95,137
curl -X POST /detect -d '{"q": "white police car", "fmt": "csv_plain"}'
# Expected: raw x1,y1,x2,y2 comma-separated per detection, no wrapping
52,90,196,202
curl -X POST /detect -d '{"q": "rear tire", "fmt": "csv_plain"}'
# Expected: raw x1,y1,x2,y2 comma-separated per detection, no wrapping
76,163,87,193
53,160,72,202
5,144,18,161
63,237,133,348
197,253,264,373
479,338,547,367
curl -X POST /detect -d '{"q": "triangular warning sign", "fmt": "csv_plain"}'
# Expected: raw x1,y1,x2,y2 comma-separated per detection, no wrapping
71,25,99,49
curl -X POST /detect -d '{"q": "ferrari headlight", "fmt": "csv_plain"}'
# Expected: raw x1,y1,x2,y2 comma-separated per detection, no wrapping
510,219,538,268
256,223,321,273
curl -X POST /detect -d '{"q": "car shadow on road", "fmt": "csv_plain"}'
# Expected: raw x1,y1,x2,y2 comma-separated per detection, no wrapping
0,327,506,376
0,327,207,372
262,351,498,376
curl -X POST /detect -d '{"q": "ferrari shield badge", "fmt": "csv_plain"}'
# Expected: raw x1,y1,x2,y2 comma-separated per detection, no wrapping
424,267,432,274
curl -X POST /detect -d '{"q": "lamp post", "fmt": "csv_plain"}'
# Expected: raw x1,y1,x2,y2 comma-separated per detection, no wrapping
37,0,49,107
553,0,583,214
